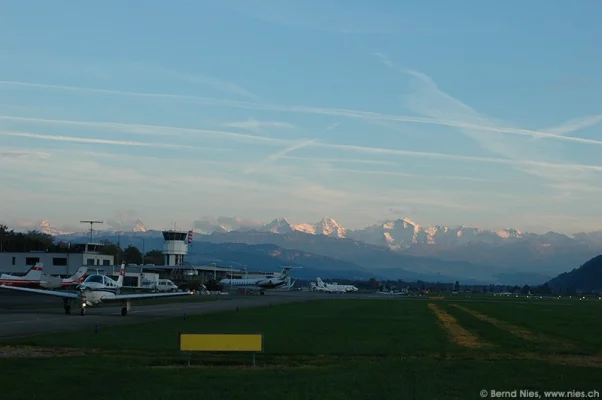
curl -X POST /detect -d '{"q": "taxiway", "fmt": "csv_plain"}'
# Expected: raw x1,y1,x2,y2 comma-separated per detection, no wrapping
0,291,336,339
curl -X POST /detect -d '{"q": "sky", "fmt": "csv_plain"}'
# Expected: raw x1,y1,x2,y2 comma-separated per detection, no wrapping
0,0,601,234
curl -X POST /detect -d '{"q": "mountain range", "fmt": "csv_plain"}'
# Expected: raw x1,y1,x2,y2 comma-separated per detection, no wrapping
23,217,602,286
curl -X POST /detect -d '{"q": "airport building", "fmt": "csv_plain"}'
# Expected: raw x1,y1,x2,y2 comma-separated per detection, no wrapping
0,229,281,286
0,243,114,276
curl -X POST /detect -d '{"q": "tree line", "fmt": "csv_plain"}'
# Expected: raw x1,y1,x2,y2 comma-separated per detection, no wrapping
0,225,164,265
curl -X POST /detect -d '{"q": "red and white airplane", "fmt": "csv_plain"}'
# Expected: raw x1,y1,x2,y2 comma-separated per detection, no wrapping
0,264,87,289
0,263,192,316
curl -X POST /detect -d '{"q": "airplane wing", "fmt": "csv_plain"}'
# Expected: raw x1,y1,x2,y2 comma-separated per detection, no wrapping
100,291,192,303
0,285,79,299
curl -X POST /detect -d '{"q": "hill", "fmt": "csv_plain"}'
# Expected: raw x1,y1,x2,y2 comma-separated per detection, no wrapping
196,231,539,284
547,255,602,293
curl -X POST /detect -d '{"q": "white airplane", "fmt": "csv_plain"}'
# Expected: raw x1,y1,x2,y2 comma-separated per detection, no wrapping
40,267,88,289
0,262,192,316
219,266,292,295
311,279,345,293
321,278,358,292
0,264,86,289
315,278,347,293
0,263,44,285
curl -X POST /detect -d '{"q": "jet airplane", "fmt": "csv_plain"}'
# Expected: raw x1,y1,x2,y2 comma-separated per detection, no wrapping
219,267,292,295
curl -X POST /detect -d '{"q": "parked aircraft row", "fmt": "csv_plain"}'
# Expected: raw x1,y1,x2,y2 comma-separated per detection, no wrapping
0,262,192,316
0,264,87,289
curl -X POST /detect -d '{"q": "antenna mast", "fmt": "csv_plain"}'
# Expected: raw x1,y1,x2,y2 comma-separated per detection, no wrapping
80,220,103,243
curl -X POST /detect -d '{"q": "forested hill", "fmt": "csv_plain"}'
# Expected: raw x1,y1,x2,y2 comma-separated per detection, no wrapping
546,255,602,293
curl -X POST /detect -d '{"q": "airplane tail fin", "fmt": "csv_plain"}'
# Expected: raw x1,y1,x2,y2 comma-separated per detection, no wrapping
24,263,44,280
116,262,126,287
316,277,325,288
65,267,88,284
278,266,292,280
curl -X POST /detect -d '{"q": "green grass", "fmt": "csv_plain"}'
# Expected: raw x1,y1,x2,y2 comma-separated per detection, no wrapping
1,298,600,400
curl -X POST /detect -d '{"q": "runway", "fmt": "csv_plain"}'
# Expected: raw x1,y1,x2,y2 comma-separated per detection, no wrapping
0,291,359,339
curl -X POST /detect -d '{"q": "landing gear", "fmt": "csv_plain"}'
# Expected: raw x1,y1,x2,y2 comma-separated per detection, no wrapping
260,291,265,296
63,298,72,315
121,300,131,316
80,307,86,316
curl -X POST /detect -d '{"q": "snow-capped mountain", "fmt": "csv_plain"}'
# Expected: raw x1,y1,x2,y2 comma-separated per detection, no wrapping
191,216,536,249
38,220,72,236
131,219,148,233
294,217,348,238
21,216,601,251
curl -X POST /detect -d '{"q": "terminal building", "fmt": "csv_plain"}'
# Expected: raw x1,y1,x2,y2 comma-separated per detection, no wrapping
0,229,277,286
0,243,114,276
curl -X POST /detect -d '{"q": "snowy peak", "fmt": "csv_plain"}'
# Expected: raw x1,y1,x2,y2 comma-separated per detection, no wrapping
132,219,147,232
38,220,72,236
294,217,347,238
313,217,347,237
261,217,294,234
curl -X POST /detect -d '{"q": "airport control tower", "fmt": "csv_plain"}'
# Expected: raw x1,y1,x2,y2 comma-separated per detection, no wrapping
161,230,191,266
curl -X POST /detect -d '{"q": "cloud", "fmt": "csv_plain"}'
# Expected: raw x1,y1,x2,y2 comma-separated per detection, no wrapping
221,119,295,132
325,121,341,131
373,53,602,185
243,139,318,174
0,130,216,151
3,80,601,146
543,115,602,136
193,216,265,232
3,113,600,174
0,115,293,145
0,150,50,159
106,210,144,231
124,63,264,102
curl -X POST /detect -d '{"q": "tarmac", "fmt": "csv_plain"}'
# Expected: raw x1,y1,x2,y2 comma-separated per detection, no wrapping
0,290,372,339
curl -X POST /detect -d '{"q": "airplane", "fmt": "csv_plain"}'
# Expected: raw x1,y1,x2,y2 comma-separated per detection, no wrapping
0,263,192,316
219,266,292,295
40,267,88,289
318,278,358,292
0,264,87,289
0,263,43,286
273,277,296,291
311,279,345,293
315,278,347,293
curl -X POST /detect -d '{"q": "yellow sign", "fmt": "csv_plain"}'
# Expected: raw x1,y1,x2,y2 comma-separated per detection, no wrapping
179,333,263,352
429,296,445,300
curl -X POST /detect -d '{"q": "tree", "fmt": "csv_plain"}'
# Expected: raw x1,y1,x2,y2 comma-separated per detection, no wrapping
367,278,380,289
143,250,164,265
454,281,460,291
0,226,62,253
123,245,143,264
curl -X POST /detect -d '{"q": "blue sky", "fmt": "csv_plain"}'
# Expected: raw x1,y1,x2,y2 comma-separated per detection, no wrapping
0,0,601,234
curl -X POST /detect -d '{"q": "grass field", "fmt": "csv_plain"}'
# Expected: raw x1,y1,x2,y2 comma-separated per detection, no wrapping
1,297,600,399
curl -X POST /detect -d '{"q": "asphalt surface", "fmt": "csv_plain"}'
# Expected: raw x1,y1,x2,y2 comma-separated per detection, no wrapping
0,290,376,339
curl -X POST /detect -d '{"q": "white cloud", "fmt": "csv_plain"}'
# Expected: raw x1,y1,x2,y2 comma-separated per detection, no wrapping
0,130,204,150
0,115,292,145
243,139,318,174
373,53,602,185
2,80,601,146
221,119,295,131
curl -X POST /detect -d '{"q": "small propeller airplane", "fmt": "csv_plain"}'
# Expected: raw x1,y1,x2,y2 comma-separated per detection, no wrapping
0,262,192,316
0,264,87,289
